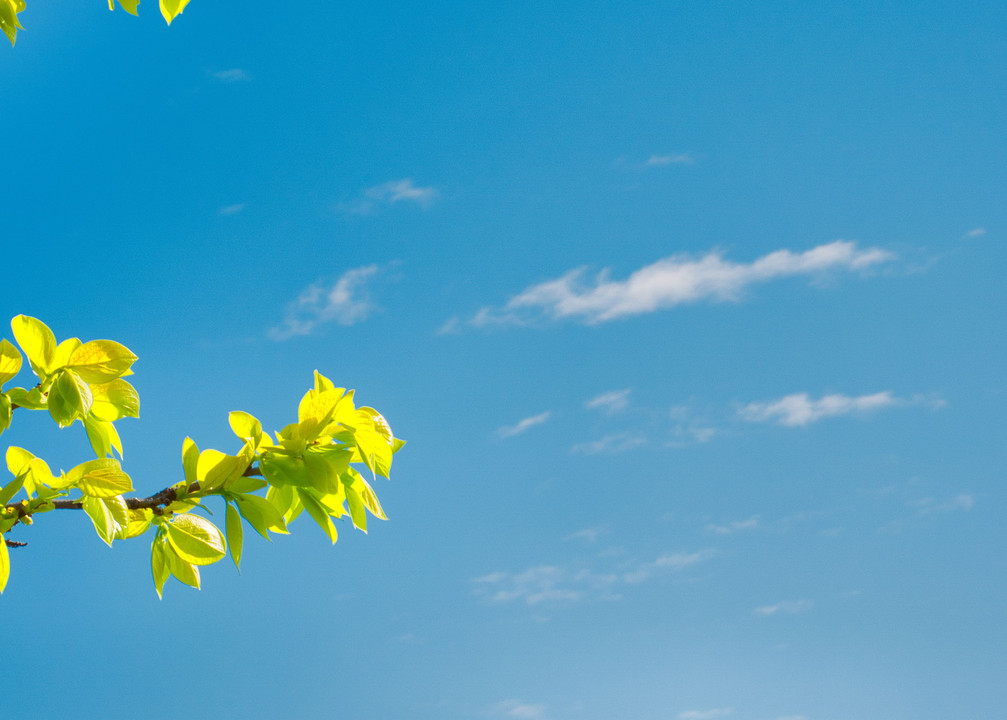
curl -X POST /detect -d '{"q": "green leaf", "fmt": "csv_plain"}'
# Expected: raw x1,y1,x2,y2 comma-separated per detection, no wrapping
234,493,288,539
348,469,387,520
108,0,139,15
50,337,81,370
89,378,140,421
165,513,226,566
0,339,22,385
227,476,267,494
260,451,313,488
0,474,23,506
117,508,152,540
229,410,262,445
66,458,133,497
165,546,201,589
47,369,93,427
0,535,9,593
0,392,11,436
225,503,242,571
151,539,170,598
11,315,55,376
84,416,123,459
343,474,367,532
82,495,126,546
181,436,199,484
67,339,137,383
159,0,190,25
296,488,339,544
0,0,25,48
196,448,248,491
5,386,45,410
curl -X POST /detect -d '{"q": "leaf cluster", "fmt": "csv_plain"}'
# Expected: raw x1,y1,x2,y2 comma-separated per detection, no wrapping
1,316,404,597
3,0,191,46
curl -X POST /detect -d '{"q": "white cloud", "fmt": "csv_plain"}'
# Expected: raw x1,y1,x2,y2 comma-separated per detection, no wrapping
647,153,695,166
753,599,813,616
965,227,986,238
570,431,647,455
213,68,250,82
678,709,732,720
489,700,550,720
497,411,552,438
470,241,893,327
915,493,974,515
268,265,380,340
218,202,246,216
705,516,759,535
565,526,606,543
623,549,716,584
738,391,898,427
338,178,439,215
474,550,713,605
585,388,632,413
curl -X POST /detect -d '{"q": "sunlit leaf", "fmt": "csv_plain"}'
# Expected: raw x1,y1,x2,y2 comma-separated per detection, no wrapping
225,503,242,570
234,493,288,539
84,416,123,459
50,337,81,370
66,458,133,498
165,513,225,566
151,539,170,598
0,474,24,506
0,339,22,385
296,488,338,544
11,315,55,376
89,378,140,421
117,508,153,540
108,0,139,15
159,0,190,25
67,339,137,383
165,546,201,589
47,369,93,427
0,536,9,593
0,0,25,48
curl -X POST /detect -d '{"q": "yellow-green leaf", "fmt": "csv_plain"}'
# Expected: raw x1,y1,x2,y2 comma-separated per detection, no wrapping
225,503,242,570
159,0,189,25
67,339,137,384
297,488,339,544
67,458,133,497
11,315,55,376
0,536,9,593
50,337,81,370
0,0,25,47
165,547,200,589
151,540,170,598
89,378,140,421
117,508,152,540
234,493,288,539
0,339,22,385
109,0,139,15
165,513,226,566
47,369,93,427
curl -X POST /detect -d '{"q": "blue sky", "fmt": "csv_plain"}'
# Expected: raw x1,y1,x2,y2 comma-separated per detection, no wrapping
2,2,1006,719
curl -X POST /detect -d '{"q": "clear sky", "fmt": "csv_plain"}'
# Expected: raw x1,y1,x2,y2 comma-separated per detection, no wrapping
2,2,1005,719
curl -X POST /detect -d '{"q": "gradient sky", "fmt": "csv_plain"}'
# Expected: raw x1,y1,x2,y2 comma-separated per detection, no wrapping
2,3,1005,719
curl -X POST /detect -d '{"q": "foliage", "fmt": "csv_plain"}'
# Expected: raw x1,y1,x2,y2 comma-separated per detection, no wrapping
2,0,191,47
0,315,404,597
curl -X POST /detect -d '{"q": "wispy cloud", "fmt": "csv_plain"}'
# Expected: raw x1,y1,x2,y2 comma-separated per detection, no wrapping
565,526,606,543
678,709,732,720
753,599,813,616
268,265,380,340
585,388,632,413
218,202,246,216
738,391,898,426
488,700,550,720
212,68,250,82
338,178,439,215
470,241,893,327
913,493,974,515
497,411,552,438
647,152,695,166
570,431,647,455
474,549,714,606
964,227,986,238
705,516,759,535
